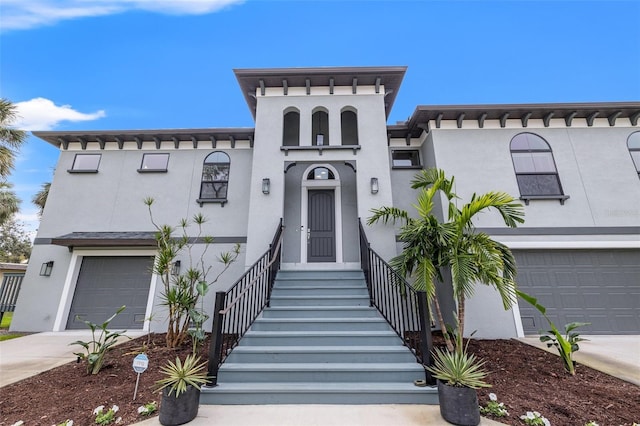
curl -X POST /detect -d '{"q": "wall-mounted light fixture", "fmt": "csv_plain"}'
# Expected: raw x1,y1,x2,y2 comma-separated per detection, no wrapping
370,177,379,194
171,260,181,276
40,261,54,277
262,178,271,195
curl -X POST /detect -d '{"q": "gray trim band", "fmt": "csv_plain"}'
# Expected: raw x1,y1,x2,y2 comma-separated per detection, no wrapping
35,236,247,246
476,227,640,236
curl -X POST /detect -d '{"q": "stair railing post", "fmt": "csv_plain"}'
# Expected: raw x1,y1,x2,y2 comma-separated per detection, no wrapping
416,290,435,384
206,291,226,387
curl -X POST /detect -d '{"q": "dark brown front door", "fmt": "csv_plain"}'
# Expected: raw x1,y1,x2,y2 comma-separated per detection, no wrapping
307,189,336,262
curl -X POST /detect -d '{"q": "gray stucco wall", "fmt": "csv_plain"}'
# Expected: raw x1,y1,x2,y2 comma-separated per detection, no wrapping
430,126,640,229
245,86,398,264
12,145,254,332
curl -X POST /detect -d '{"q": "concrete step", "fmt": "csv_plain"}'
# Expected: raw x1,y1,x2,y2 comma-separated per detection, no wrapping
239,330,403,346
225,346,417,363
261,306,379,318
251,317,392,332
276,270,365,280
216,362,426,383
271,286,369,296
274,278,367,287
200,382,438,405
269,295,370,307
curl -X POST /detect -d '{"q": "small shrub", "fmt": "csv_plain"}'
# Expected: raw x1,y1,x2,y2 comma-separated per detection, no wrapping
70,306,129,374
480,393,509,417
520,411,550,426
137,401,157,416
93,405,120,425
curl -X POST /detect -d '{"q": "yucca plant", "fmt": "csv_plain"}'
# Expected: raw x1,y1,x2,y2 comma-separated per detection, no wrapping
156,354,209,396
427,346,491,388
426,319,491,389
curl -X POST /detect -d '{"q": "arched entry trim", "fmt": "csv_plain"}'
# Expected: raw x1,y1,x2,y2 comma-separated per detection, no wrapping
300,164,343,263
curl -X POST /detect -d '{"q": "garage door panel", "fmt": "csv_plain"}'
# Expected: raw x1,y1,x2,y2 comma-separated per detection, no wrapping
67,256,154,330
516,249,640,335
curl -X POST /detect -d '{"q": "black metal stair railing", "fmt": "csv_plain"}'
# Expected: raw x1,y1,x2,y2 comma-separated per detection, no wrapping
206,219,284,386
358,219,434,384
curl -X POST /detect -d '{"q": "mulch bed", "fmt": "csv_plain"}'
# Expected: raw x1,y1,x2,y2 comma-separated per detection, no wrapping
0,333,638,425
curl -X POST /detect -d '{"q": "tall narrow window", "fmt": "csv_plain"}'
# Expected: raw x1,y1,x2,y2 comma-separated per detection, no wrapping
312,110,329,146
510,133,566,202
627,131,640,179
283,110,300,146
199,151,230,204
341,109,358,145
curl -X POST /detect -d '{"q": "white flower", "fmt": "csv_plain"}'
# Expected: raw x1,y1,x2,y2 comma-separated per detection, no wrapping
137,406,146,414
12,422,25,426
111,405,119,413
489,393,497,401
542,418,551,426
67,422,74,426
93,405,105,415
115,417,122,424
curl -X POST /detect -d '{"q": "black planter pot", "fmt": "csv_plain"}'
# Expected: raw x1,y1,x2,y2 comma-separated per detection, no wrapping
437,380,480,426
159,386,200,426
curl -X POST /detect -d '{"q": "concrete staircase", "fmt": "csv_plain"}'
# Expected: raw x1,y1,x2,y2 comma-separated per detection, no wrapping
200,269,438,404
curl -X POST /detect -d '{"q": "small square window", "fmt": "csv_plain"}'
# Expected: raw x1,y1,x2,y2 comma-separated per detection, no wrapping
392,150,421,168
68,154,101,173
138,153,169,172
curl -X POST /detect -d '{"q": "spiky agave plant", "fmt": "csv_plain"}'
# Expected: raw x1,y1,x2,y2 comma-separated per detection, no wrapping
426,346,491,388
156,354,209,396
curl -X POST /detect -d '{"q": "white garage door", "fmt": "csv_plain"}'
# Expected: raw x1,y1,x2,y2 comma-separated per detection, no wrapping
66,256,154,330
515,249,640,335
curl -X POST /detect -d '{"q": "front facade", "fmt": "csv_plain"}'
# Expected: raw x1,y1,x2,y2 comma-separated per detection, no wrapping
11,67,640,337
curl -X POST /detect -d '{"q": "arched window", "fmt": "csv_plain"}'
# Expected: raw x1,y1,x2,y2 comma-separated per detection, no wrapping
283,110,300,146
510,133,564,199
199,151,230,203
341,109,358,145
306,167,335,180
312,109,329,146
627,131,640,179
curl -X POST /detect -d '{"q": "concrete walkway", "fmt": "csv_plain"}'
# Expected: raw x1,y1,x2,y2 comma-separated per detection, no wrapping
133,404,505,426
1,332,637,426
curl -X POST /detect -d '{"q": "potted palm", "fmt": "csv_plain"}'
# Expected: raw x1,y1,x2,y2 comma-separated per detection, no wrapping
427,330,491,426
156,354,209,426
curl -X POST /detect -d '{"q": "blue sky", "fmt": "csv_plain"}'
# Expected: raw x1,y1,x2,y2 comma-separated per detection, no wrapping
1,0,639,237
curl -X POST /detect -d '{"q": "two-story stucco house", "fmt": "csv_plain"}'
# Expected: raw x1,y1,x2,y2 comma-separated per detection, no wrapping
11,66,640,340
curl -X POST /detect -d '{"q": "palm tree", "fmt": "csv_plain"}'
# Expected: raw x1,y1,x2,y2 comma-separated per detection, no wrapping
0,98,27,179
368,168,525,351
0,181,20,226
33,182,51,217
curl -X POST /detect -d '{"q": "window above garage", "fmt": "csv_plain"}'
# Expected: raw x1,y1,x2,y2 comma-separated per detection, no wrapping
138,153,169,173
510,133,569,205
68,153,101,173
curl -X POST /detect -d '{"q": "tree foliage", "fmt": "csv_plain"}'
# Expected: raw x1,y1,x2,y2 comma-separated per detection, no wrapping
0,98,27,179
32,181,50,217
0,216,31,263
368,168,525,351
0,181,20,226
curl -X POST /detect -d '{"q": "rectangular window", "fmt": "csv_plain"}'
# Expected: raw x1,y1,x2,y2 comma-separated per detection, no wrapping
392,150,421,168
138,153,169,172
68,154,101,173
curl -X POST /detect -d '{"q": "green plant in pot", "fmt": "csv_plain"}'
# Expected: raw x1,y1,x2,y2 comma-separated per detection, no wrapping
156,354,209,426
427,329,491,426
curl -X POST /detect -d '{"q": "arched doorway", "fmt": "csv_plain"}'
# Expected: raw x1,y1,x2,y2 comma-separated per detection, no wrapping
301,164,343,263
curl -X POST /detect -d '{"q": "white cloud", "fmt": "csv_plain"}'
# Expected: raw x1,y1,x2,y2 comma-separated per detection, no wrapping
14,98,106,131
0,0,244,31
